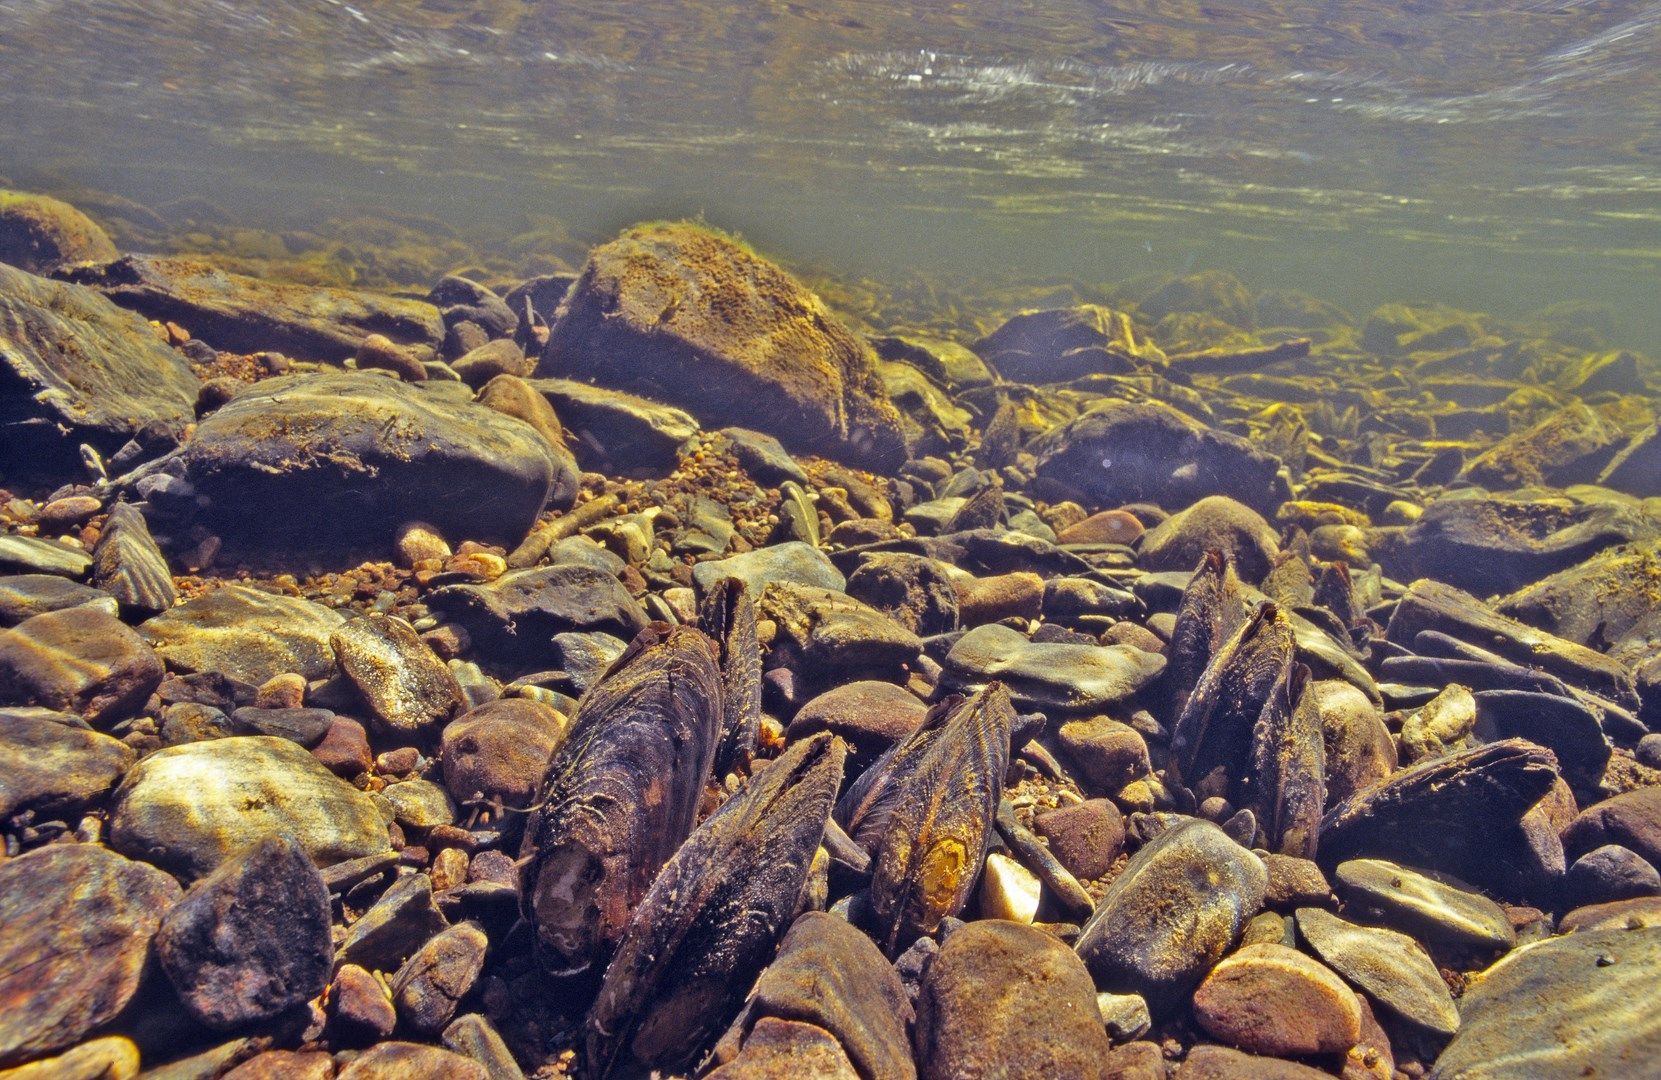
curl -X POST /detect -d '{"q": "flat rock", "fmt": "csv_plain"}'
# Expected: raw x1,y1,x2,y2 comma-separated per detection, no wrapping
758,582,921,682
0,710,136,819
159,371,565,549
1076,819,1268,1015
108,735,389,879
1178,1045,1335,1080
140,585,344,685
335,1042,487,1080
425,563,646,662
1497,540,1661,668
335,872,448,973
539,222,906,470
0,535,92,578
1031,400,1287,517
440,697,570,809
970,305,1163,383
0,575,114,625
706,1017,861,1080
693,542,846,599
942,622,1166,713
1335,859,1515,953
526,378,699,471
1430,926,1661,1080
0,261,198,477
62,254,443,360
331,614,459,739
1192,942,1363,1057
0,844,182,1066
155,834,332,1029
0,1035,140,1080
916,919,1111,1080
0,606,163,725
1295,906,1459,1037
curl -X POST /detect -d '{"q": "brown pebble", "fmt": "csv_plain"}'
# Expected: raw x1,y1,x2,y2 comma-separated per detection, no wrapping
326,963,396,1045
222,1050,335,1080
1103,1040,1167,1080
1192,943,1363,1058
1034,798,1125,881
377,746,421,775
430,846,470,892
255,672,308,710
469,849,518,887
396,522,452,567
356,333,426,381
1102,620,1166,654
37,495,102,531
955,571,1044,626
1057,509,1144,545
312,718,373,777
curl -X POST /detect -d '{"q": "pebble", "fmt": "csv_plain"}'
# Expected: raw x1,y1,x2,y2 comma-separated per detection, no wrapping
942,622,1166,713
1334,858,1516,953
1034,798,1125,880
706,1017,860,1079
397,522,453,567
1564,784,1661,870
1178,1045,1334,1079
978,851,1042,923
1057,715,1152,792
1192,942,1363,1056
390,921,489,1035
313,716,375,777
440,697,570,809
336,872,449,973
785,680,928,762
1563,844,1661,908
1075,819,1268,1015
1056,508,1144,545
90,501,176,615
35,495,102,531
108,735,390,880
327,963,398,1045
1295,907,1459,1037
332,613,461,739
380,779,457,830
954,571,1044,626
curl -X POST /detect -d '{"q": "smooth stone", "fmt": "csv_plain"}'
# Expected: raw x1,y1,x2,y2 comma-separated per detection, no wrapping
715,427,809,486
140,585,344,685
1057,509,1145,546
978,851,1042,923
1042,576,1140,622
845,552,959,636
916,919,1112,1080
526,378,699,470
0,1035,139,1080
1193,943,1362,1057
390,921,489,1035
63,254,443,361
335,1042,487,1080
970,304,1162,383
1599,421,1661,497
1178,1045,1335,1080
442,1014,527,1080
954,571,1044,626
1034,799,1125,880
0,575,116,626
0,190,117,272
1295,907,1459,1037
1564,785,1661,869
380,779,457,830
785,680,927,763
108,735,390,880
1335,859,1516,953
440,697,570,810
326,963,397,1045
692,542,846,599
706,1017,861,1080
0,536,92,578
331,614,460,738
312,716,374,777
0,844,182,1066
0,261,198,477
162,370,565,548
155,835,332,1029
1557,895,1661,933
0,710,135,818
220,1051,333,1080
1097,994,1153,1043
228,705,334,746
90,502,176,615
546,631,627,696
1138,495,1281,583
0,606,163,725
1057,716,1152,792
712,911,914,1080
425,564,646,663
1563,845,1661,908
942,622,1166,713
1075,819,1268,1015
335,872,449,973
758,582,922,679
452,338,532,387
539,222,906,470
1429,926,1661,1080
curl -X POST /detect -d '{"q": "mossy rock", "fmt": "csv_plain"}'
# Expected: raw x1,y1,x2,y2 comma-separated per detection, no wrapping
0,191,118,274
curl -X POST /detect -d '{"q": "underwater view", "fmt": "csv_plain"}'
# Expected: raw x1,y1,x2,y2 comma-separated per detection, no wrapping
1,1,1660,1078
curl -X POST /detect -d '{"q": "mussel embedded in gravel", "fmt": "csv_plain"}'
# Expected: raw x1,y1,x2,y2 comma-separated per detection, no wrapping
1245,660,1325,859
518,623,723,977
584,731,846,1079
697,576,762,777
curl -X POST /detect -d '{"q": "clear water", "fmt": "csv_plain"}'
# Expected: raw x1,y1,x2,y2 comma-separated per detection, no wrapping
2,0,1658,343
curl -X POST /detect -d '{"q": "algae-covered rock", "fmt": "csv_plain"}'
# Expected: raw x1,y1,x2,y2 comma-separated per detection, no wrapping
61,253,444,360
1460,401,1623,488
539,222,907,470
0,190,118,273
0,261,199,477
971,305,1165,383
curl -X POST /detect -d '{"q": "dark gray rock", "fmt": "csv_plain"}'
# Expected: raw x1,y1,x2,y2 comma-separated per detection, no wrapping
0,575,114,625
157,371,564,549
426,564,646,663
970,305,1161,383
228,706,335,746
140,584,344,685
90,501,176,615
336,873,449,973
0,844,182,1066
61,254,443,361
526,378,698,471
538,222,906,470
0,261,198,478
757,582,922,683
1075,819,1267,1015
846,552,959,636
1564,786,1661,872
0,605,163,725
108,735,389,880
714,427,808,486
692,542,846,599
0,709,135,819
1138,495,1281,583
1599,421,1661,497
941,622,1166,713
155,835,332,1029
1564,845,1661,909
1031,400,1287,516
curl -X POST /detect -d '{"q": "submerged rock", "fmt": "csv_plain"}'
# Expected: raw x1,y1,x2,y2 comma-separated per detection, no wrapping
941,622,1166,713
1295,907,1460,1038
0,709,135,820
540,222,907,469
0,190,118,273
140,584,344,685
0,606,163,725
971,304,1164,383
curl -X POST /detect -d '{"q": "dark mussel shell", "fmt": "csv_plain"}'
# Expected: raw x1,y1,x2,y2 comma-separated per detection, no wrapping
838,683,1015,955
697,576,762,777
1169,599,1295,802
518,623,723,977
1245,660,1325,859
584,731,847,1079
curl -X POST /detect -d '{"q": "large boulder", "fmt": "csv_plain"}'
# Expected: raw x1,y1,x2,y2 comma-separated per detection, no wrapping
155,371,570,549
60,254,443,361
1031,400,1287,515
0,261,199,477
0,191,118,274
538,222,907,470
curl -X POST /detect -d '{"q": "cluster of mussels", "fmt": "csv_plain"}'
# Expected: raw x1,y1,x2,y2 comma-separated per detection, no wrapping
0,190,1659,1080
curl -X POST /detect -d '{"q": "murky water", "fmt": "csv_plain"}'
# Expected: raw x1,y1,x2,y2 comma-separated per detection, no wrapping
2,0,1658,342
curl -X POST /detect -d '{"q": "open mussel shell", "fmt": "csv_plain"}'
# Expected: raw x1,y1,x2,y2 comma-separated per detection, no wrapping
584,731,847,1079
518,622,723,978
697,575,763,777
1245,659,1325,859
837,682,1015,955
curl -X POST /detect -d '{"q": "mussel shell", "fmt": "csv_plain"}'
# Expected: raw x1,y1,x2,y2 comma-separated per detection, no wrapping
518,622,723,977
697,576,762,777
1246,660,1325,859
584,731,846,1078
1169,600,1294,801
